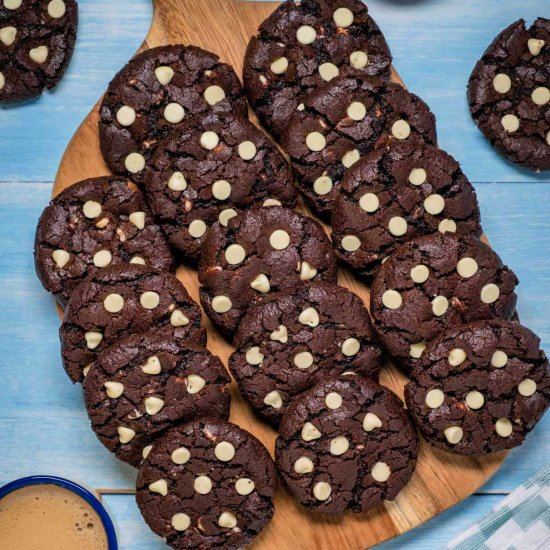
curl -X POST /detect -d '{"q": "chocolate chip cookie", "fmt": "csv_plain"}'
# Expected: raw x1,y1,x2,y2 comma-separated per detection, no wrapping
243,0,392,138
83,333,231,467
198,206,338,337
370,233,518,372
275,374,418,514
229,283,382,425
34,176,175,305
282,73,437,217
136,419,277,550
60,264,205,383
99,45,247,185
405,320,550,455
143,113,297,261
0,0,77,103
332,142,482,276
468,18,550,171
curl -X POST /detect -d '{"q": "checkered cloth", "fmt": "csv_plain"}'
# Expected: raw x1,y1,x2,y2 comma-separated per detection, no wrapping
445,464,550,550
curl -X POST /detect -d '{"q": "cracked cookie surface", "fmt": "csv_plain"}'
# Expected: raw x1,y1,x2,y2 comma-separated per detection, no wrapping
143,113,296,261
243,0,392,138
332,142,481,276
198,206,338,337
83,333,231,467
99,45,247,185
136,419,277,550
282,73,437,217
405,320,550,455
34,176,175,305
0,0,77,103
370,233,518,372
60,264,205,383
467,18,550,171
229,283,382,425
275,374,418,514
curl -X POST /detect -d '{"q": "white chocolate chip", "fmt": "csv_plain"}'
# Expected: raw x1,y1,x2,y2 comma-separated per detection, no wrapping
495,418,513,437
501,114,520,133
313,175,333,196
85,331,103,350
250,273,270,294
480,283,500,304
170,310,189,327
410,264,429,284
225,244,246,265
359,192,379,212
363,412,382,432
342,337,360,357
325,392,342,410
388,216,407,236
432,295,449,316
117,426,136,445
238,141,257,161
299,307,319,327
52,249,70,268
313,481,331,501
215,441,235,462
29,45,48,64
246,346,264,365
465,390,484,410
142,355,161,375
235,478,255,496
188,219,207,239
149,479,168,496
270,56,289,75
264,390,283,409
270,229,290,250
306,132,326,152
218,512,237,529
457,257,478,278
408,168,427,186
130,255,146,265
204,85,225,105
3,0,21,9
0,26,16,46
409,342,427,359
125,152,145,174
171,513,190,532
48,0,66,18
532,86,550,106
424,194,445,215
83,200,102,219
187,374,206,395
294,456,314,474
342,235,361,252
392,119,411,140
164,102,185,124
145,396,165,416
167,171,187,192
0,72,4,91
104,381,124,399
493,73,512,94
518,379,537,397
350,50,368,69
425,389,445,409
297,103,305,111
194,475,212,495
444,426,463,444
200,131,219,150
438,219,457,234
302,422,321,441
263,198,282,207
93,249,112,268
212,295,232,313
116,105,136,127
382,289,402,309
300,261,317,281
333,6,354,27
142,445,153,459
448,348,467,366
491,350,508,368
330,436,349,456
296,25,316,45
171,447,190,465
129,211,146,230
319,62,339,82
347,101,367,121
96,217,109,229
155,66,174,85
219,209,237,227
259,75,268,85
83,366,92,380
294,351,314,370
342,149,360,170
528,38,545,56
140,291,160,310
104,293,124,313
371,462,391,482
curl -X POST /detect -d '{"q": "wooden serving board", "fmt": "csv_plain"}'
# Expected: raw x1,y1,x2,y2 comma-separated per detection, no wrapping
53,1,507,548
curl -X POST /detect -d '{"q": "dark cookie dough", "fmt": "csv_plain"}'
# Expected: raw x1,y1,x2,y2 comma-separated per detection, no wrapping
332,142,482,276
467,18,550,171
143,113,297,261
83,333,231,467
136,419,277,550
229,283,382,425
34,176,175,305
244,0,392,138
275,374,418,514
370,233,519,372
60,264,205,384
0,0,77,103
99,45,248,185
198,206,338,337
405,320,550,455
282,73,437,217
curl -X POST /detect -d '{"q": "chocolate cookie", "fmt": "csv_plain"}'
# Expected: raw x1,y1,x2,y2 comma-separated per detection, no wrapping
198,206,338,336
60,264,205,383
282,74,437,216
275,374,418,514
99,45,247,185
0,0,77,103
143,113,297,261
243,0,392,138
136,419,277,550
229,283,382,425
34,176,175,305
83,333,231,467
332,142,482,276
467,18,550,171
405,320,550,455
370,233,518,372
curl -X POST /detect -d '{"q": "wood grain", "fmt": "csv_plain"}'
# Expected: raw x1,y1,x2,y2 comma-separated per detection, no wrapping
54,1,507,548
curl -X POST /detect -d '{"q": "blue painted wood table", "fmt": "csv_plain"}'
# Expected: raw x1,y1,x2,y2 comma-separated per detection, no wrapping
1,0,548,548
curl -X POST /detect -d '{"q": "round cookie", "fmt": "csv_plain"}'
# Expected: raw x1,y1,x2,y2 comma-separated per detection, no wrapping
332,142,482,276
275,374,418,514
405,320,550,455
99,45,248,185
243,0,392,138
229,283,382,425
282,74,437,217
143,113,297,261
198,206,338,336
83,333,231,467
60,264,205,384
468,18,550,171
0,0,78,103
136,419,277,550
34,176,175,305
370,233,518,372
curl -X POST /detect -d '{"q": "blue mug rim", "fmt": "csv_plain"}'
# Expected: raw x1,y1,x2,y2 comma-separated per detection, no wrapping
0,475,118,549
